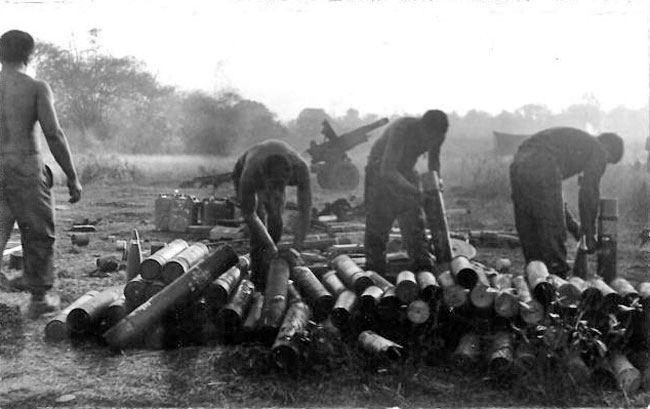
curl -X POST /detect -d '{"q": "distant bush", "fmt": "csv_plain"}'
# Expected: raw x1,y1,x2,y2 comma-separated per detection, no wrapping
77,154,143,184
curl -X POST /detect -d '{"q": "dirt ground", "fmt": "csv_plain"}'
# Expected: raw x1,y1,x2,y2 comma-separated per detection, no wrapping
0,177,649,408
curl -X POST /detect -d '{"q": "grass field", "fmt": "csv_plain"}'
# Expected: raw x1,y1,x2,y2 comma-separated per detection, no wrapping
2,152,650,408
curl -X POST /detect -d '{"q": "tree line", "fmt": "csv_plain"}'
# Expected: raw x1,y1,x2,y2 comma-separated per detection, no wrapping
34,34,649,160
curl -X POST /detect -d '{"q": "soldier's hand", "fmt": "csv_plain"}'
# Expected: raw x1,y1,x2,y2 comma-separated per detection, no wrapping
586,234,598,254
67,178,82,203
439,178,445,193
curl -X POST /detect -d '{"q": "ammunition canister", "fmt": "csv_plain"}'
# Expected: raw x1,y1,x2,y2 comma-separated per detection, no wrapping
360,285,384,315
610,277,640,305
366,270,394,292
406,299,430,325
332,255,373,295
216,279,255,334
421,171,453,264
438,270,468,308
377,286,403,323
259,258,290,337
67,286,123,334
291,266,334,321
140,239,189,280
416,271,441,302
491,273,519,318
525,261,555,306
321,270,347,297
204,265,244,313
395,270,419,304
469,268,495,310
597,198,618,283
161,242,210,284
242,292,265,340
103,245,238,349
512,275,544,324
514,342,536,374
272,300,311,369
331,289,358,328
488,331,514,376
453,333,481,370
45,290,99,342
450,255,478,289
589,277,624,314
123,274,149,307
125,229,142,281
609,351,641,394
105,295,132,329
549,274,582,308
358,330,403,361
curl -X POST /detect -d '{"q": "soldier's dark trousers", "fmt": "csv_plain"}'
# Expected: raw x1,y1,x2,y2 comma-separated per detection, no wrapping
364,168,431,276
250,188,285,291
510,150,570,278
0,159,55,294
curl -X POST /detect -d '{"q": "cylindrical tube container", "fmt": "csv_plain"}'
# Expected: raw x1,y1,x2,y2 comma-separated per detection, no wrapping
396,270,419,304
512,275,544,324
438,270,468,308
450,256,478,289
453,333,481,370
332,255,373,295
491,273,519,318
331,289,358,329
358,330,403,361
216,279,255,334
416,271,441,302
597,198,618,283
259,257,290,337
271,300,311,369
140,239,189,280
291,266,334,322
67,286,123,334
488,331,514,376
525,261,555,306
469,268,495,310
205,265,244,313
321,270,348,297
161,242,210,284
124,275,149,308
45,290,99,342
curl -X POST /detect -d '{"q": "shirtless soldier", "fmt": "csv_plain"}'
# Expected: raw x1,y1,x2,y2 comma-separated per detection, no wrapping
0,30,82,318
510,127,623,278
233,139,311,290
364,110,449,276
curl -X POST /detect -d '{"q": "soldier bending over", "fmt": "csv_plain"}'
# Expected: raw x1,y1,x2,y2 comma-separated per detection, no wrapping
510,127,623,278
233,140,311,290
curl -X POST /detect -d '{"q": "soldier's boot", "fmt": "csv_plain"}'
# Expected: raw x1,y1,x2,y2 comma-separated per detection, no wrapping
27,292,61,319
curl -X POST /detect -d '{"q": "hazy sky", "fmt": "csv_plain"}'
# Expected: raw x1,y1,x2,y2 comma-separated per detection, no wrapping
1,0,648,120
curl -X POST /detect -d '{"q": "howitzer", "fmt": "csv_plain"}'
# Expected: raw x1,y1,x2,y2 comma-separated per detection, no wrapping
306,117,389,190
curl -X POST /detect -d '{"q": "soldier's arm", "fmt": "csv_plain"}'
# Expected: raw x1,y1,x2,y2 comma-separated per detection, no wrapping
379,128,420,198
232,154,246,194
578,148,607,244
293,160,312,249
36,80,81,202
